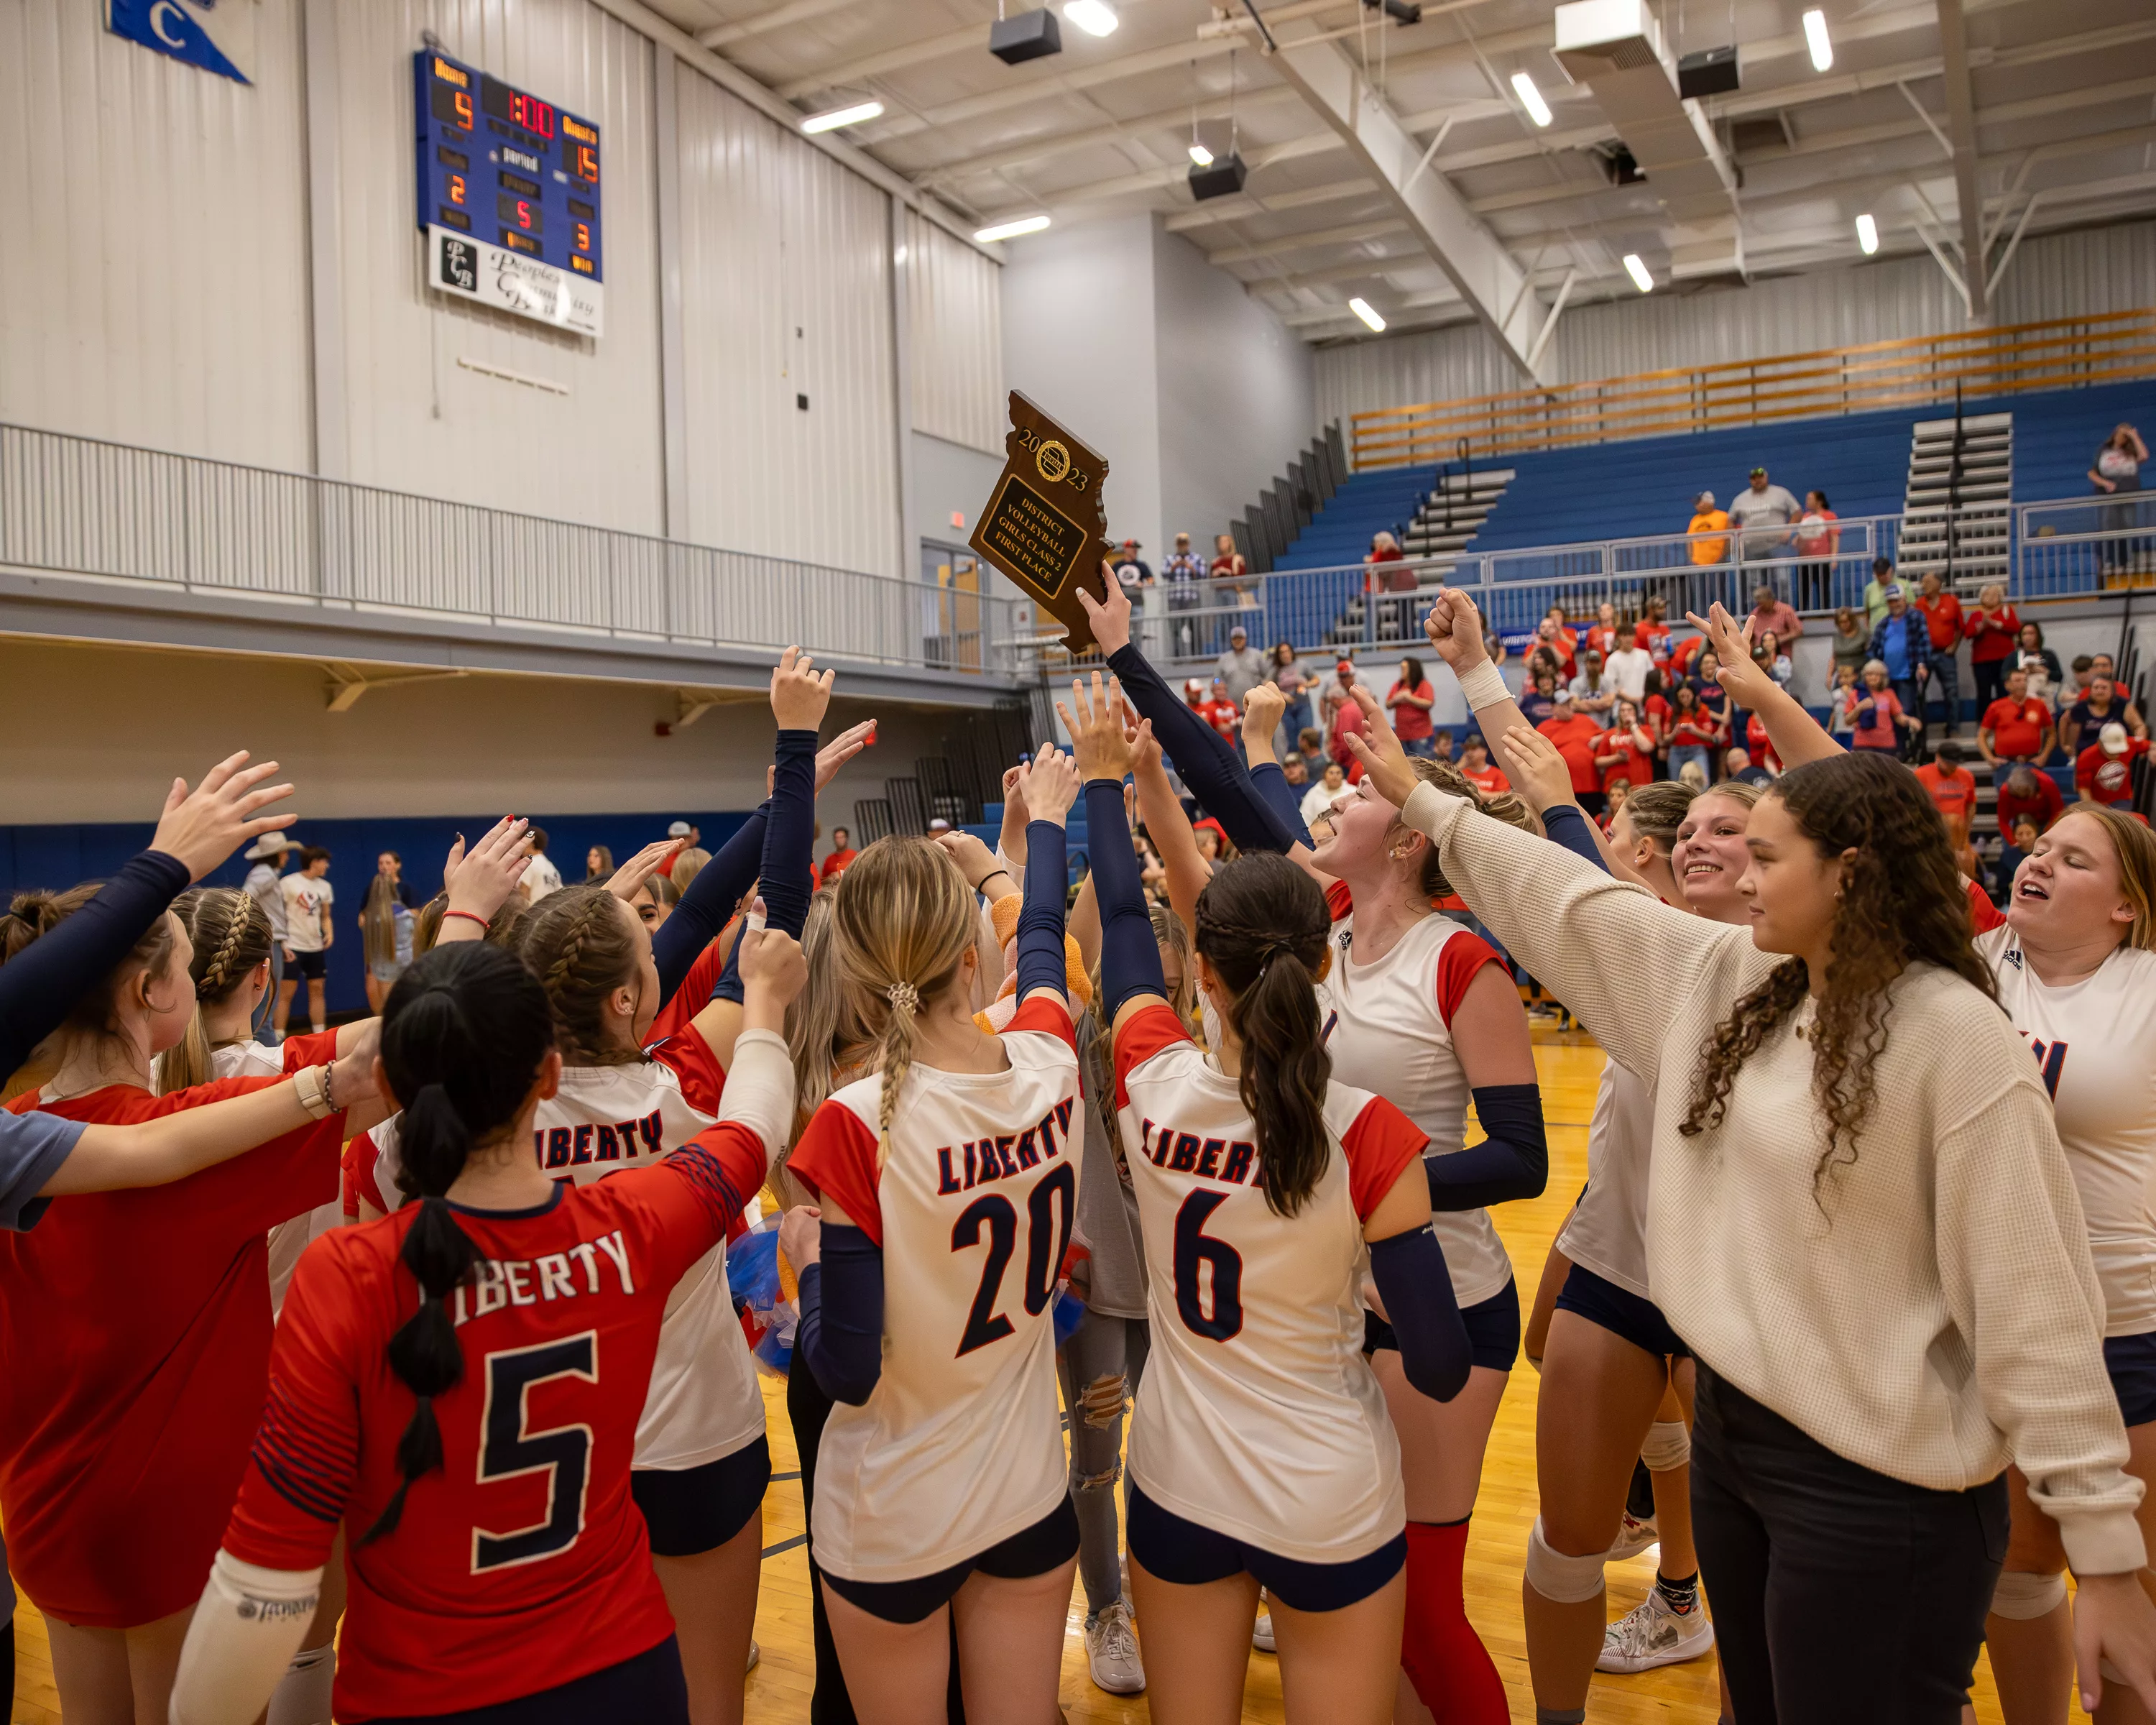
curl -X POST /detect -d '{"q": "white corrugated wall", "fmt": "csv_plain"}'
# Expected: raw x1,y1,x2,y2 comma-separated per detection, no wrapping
324,0,665,533
0,0,313,468
673,59,901,578
904,210,1005,456
1316,220,2156,431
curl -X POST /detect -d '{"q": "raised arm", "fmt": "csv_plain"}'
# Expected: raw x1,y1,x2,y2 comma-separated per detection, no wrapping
1130,719,1211,942
1687,603,1840,770
1240,684,1316,849
1011,745,1081,1009
1421,589,1531,749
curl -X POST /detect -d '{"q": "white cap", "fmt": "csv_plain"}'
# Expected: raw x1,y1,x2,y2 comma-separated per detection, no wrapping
1696,490,1715,507
926,817,953,834
1186,678,1206,698
2101,722,2131,755
667,820,692,837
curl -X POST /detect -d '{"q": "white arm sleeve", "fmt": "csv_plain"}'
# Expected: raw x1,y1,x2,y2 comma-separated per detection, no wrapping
716,1029,793,1168
169,1550,324,1725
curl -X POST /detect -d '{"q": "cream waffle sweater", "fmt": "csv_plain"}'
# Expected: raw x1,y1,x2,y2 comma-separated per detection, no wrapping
1399,781,2146,1576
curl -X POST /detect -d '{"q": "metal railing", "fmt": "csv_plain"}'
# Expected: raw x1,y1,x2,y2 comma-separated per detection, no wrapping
0,423,1021,678
995,498,2155,677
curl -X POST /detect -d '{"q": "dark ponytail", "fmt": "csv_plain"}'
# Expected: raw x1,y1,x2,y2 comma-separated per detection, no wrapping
1193,854,1333,1218
361,942,555,1546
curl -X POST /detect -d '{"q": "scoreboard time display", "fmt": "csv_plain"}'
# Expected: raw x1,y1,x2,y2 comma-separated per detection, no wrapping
415,51,604,337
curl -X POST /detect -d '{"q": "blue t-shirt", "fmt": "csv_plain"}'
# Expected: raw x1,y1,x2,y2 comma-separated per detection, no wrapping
0,1110,87,1233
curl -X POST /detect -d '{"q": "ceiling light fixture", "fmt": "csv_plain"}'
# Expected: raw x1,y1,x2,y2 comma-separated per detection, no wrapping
1855,211,1879,254
1063,0,1120,37
1511,70,1553,127
1623,253,1654,293
1349,297,1387,332
975,213,1052,243
1802,9,1833,71
801,98,883,134
1188,141,1215,166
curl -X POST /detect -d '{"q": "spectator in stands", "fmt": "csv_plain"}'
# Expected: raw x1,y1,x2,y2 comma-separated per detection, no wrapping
1112,538,1152,594
1869,584,1928,726
1667,627,1705,681
1915,741,1978,842
2087,652,2141,716
1729,466,1801,579
1199,676,1240,745
1583,601,1623,661
1296,726,1328,776
660,820,699,875
1214,625,1266,705
583,845,613,883
1209,531,1247,581
1268,641,1317,742
1794,489,1839,610
517,827,563,903
1539,688,1611,814
1667,681,1720,783
1743,709,1783,776
1567,648,1616,725
1521,668,1561,729
1912,571,1964,741
1457,732,1508,794
1826,663,1863,739
819,827,857,886
1594,699,1656,796
1851,660,1920,758
1687,491,1731,596
1320,658,1360,743
1385,656,1438,758
2090,423,2147,571
1328,678,1368,774
1982,664,2056,768
1635,594,1674,666
1723,746,1774,786
2014,620,2064,703
1432,729,1456,762
1689,650,1730,730
1163,532,1207,656
1996,761,2064,835
1526,646,1564,698
1863,556,1898,630
1755,631,1793,687
1640,667,1672,767
1828,606,1869,694
1604,629,1653,704
1749,583,1803,645
2062,673,2148,758
1544,604,1580,673
1991,814,2041,907
1963,582,2019,714
1301,760,1348,825
2077,722,2150,807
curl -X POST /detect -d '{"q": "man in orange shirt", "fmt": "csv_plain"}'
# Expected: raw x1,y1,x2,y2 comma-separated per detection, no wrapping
1538,690,1611,815
818,826,858,885
1914,741,1978,841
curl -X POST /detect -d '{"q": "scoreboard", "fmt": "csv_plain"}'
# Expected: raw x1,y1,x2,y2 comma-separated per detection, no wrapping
415,51,604,337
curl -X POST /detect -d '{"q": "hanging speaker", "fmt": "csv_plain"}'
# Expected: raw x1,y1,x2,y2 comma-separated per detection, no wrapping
989,9,1062,64
1188,152,1248,201
1676,46,1740,100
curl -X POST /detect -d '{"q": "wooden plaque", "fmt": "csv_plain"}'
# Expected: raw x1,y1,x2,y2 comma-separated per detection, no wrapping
968,391,1114,654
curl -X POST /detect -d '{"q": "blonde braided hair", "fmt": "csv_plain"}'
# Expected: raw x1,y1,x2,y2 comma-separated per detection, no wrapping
157,888,275,1092
829,838,979,1166
517,885,646,1067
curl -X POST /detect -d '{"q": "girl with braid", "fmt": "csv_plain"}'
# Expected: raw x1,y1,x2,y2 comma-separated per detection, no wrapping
170,924,806,1725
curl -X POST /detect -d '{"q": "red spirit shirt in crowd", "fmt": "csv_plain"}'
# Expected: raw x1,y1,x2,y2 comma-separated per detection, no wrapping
1985,696,2054,760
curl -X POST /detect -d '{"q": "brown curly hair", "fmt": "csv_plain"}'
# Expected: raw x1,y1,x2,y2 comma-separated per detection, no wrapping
1679,750,1997,1200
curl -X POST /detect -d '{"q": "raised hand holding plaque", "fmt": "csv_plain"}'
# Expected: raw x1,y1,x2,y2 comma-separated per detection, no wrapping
968,391,1114,654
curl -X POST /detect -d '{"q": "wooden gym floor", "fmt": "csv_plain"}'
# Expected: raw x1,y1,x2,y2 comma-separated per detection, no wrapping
9,1033,2058,1722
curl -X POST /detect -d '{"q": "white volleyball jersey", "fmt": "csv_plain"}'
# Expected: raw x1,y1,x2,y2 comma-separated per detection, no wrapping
788,997,1082,1583
213,1038,344,1315
1114,1003,1428,1564
373,1034,766,1468
1317,898,1517,1307
1556,1057,1657,1299
1978,926,2156,1335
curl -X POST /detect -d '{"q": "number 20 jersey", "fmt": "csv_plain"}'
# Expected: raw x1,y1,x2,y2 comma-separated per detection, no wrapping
787,995,1082,1583
1113,1003,1429,1565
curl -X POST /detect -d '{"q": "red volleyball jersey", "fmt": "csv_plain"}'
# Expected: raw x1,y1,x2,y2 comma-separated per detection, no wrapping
222,1126,768,1719
0,1080,342,1627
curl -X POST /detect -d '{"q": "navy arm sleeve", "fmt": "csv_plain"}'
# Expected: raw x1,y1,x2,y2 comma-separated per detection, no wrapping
1368,1228,1472,1402
1014,821,1069,1000
1539,804,1611,873
797,1224,885,1406
1104,644,1297,857
1249,762,1315,850
1083,781,1166,1021
1424,1085,1549,1211
653,807,768,1008
757,729,819,941
0,849,190,1080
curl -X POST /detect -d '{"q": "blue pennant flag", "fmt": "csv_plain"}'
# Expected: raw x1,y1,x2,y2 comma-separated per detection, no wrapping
108,0,252,85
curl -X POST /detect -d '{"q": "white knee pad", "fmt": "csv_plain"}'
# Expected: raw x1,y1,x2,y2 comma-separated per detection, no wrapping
1989,1569,2068,1621
1525,1517,1608,1605
1640,1419,1691,1473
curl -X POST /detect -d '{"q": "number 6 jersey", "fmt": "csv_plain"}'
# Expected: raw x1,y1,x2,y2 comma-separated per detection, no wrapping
788,995,1081,1583
1113,1002,1429,1564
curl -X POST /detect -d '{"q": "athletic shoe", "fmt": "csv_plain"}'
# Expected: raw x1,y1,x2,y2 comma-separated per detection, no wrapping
1084,1601,1145,1695
746,1639,760,1673
1526,1003,1558,1021
1598,1589,1713,1673
1253,1602,1277,1653
1606,1511,1658,1563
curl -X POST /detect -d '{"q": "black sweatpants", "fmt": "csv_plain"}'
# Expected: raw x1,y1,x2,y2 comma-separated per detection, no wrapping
1690,1363,2007,1724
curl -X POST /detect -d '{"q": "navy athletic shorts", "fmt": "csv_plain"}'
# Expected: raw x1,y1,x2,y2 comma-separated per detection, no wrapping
1364,1276,1521,1373
2105,1332,2156,1428
630,1437,771,1558
1554,1261,1691,1361
374,1634,686,1723
1127,1486,1405,1611
819,1498,1079,1624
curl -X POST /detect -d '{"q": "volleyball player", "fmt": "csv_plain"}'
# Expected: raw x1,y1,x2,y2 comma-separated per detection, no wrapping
167,921,805,1725
1350,600,2156,1719
1061,669,1473,1724
1972,807,2156,1722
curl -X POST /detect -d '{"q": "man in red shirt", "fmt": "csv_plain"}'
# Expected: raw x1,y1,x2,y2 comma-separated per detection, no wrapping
1913,572,1963,742
1981,666,2056,767
1198,676,1241,745
818,827,857,885
1749,584,1802,645
1634,597,1673,664
1996,763,2065,835
1913,742,1978,840
1538,690,1611,814
2077,722,2151,807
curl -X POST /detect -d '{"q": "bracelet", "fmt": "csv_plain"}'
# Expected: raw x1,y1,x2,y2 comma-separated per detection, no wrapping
292,1066,333,1121
442,908,491,931
1457,659,1510,712
322,1055,339,1113
977,868,1013,894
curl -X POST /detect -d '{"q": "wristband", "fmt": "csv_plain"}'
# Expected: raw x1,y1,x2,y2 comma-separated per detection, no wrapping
1457,659,1509,712
442,908,490,931
292,1066,333,1121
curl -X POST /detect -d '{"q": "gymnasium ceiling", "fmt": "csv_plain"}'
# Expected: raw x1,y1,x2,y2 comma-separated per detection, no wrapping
646,0,2156,347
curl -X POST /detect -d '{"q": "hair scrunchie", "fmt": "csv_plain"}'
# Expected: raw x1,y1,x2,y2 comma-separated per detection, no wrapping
886,981,920,1014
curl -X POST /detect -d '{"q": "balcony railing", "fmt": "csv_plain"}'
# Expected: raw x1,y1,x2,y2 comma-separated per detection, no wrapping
0,423,1020,679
